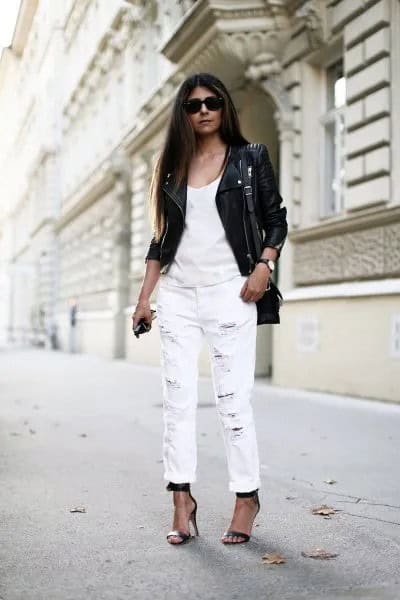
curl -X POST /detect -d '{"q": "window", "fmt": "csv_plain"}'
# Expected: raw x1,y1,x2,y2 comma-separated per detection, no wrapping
320,61,346,217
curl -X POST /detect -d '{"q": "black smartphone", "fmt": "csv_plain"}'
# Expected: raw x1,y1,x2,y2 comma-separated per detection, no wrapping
133,309,157,338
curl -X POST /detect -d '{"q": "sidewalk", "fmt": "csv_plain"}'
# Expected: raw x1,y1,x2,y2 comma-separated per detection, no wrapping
1,348,399,600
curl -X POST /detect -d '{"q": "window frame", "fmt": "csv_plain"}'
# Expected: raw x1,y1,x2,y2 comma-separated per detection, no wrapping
319,59,346,219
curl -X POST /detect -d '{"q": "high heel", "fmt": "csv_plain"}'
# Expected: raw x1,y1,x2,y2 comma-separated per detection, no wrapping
166,482,199,545
221,489,260,544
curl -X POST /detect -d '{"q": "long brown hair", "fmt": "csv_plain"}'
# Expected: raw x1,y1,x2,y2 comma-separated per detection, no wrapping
148,73,248,242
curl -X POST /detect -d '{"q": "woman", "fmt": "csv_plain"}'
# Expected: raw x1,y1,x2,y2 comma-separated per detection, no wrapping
132,73,287,545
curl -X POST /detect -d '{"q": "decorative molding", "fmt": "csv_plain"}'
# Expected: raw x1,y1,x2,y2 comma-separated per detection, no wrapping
64,0,92,47
63,5,140,132
246,51,282,81
294,0,326,50
245,52,293,124
161,0,290,64
290,204,400,242
11,0,39,57
29,217,54,240
124,69,185,154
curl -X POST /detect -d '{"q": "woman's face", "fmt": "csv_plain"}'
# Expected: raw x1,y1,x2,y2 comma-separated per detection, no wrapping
185,86,223,137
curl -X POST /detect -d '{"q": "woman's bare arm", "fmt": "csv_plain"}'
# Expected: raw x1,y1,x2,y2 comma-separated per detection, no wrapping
132,259,161,329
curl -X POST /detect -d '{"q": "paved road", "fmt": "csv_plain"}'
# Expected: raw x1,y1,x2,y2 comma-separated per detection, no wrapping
1,348,399,600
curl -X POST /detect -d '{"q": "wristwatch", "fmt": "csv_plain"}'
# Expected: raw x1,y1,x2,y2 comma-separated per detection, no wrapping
256,258,275,272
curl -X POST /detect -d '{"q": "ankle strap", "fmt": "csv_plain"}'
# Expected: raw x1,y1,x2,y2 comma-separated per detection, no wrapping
166,482,191,492
236,488,258,498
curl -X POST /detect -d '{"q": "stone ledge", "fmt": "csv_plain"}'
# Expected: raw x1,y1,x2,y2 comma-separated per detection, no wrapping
283,278,400,301
289,204,400,242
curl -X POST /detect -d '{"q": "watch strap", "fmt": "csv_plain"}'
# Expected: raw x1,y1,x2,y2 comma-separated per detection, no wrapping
256,258,273,270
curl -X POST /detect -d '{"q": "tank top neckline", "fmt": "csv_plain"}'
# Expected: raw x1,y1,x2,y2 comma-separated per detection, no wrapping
187,175,222,191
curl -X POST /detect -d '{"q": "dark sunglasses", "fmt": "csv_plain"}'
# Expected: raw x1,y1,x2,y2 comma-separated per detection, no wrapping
183,96,224,114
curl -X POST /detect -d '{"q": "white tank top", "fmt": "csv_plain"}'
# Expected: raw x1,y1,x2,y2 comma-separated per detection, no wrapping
162,176,240,287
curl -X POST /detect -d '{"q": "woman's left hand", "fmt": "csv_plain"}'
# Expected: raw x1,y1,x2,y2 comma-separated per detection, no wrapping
239,264,271,303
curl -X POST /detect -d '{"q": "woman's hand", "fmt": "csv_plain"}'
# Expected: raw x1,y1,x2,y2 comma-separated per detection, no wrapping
239,263,271,303
131,299,153,331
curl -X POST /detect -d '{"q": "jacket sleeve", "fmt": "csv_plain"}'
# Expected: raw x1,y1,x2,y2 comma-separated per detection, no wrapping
255,143,288,258
144,234,161,263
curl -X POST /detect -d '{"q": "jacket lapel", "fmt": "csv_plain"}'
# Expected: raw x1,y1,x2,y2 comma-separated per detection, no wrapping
217,147,243,194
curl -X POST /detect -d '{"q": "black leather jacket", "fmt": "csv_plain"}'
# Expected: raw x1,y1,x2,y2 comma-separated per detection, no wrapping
145,143,288,276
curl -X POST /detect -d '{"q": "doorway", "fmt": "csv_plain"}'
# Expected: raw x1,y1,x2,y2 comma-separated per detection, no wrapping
236,86,280,378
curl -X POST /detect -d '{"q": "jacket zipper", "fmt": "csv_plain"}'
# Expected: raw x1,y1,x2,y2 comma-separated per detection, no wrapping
160,184,184,273
163,177,185,223
160,217,169,252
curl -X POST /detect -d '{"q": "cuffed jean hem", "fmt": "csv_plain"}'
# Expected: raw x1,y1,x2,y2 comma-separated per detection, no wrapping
229,480,261,493
164,473,197,484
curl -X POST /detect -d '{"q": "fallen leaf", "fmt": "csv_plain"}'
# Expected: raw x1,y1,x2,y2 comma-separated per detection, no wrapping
262,552,286,564
311,504,339,516
29,429,36,435
323,479,337,485
285,496,296,500
301,548,338,559
69,506,86,513
79,433,87,438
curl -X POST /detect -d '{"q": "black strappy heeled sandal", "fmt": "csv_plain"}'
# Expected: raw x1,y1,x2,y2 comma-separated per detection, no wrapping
221,489,260,544
166,482,199,545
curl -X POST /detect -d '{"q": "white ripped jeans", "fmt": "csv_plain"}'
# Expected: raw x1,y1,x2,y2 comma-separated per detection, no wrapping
156,273,261,493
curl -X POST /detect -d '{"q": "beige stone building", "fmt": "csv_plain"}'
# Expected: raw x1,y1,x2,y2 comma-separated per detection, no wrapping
0,0,399,401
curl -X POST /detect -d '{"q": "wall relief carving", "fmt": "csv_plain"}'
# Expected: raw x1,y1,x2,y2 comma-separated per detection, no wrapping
294,0,326,50
294,222,400,285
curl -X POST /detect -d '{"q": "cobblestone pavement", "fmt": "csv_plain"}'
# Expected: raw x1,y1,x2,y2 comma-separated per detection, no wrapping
1,348,399,600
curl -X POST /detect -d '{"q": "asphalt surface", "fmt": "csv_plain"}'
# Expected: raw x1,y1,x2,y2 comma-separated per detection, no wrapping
1,348,400,600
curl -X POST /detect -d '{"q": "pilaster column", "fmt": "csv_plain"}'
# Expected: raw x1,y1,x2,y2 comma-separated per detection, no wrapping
245,53,295,292
275,113,295,292
110,151,132,359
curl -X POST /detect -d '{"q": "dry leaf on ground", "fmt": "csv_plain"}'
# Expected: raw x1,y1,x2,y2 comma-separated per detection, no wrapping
323,479,337,484
301,548,338,559
69,506,87,513
262,553,286,564
311,504,339,516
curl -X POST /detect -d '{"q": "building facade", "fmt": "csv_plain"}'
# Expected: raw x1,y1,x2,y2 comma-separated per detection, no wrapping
0,0,399,401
